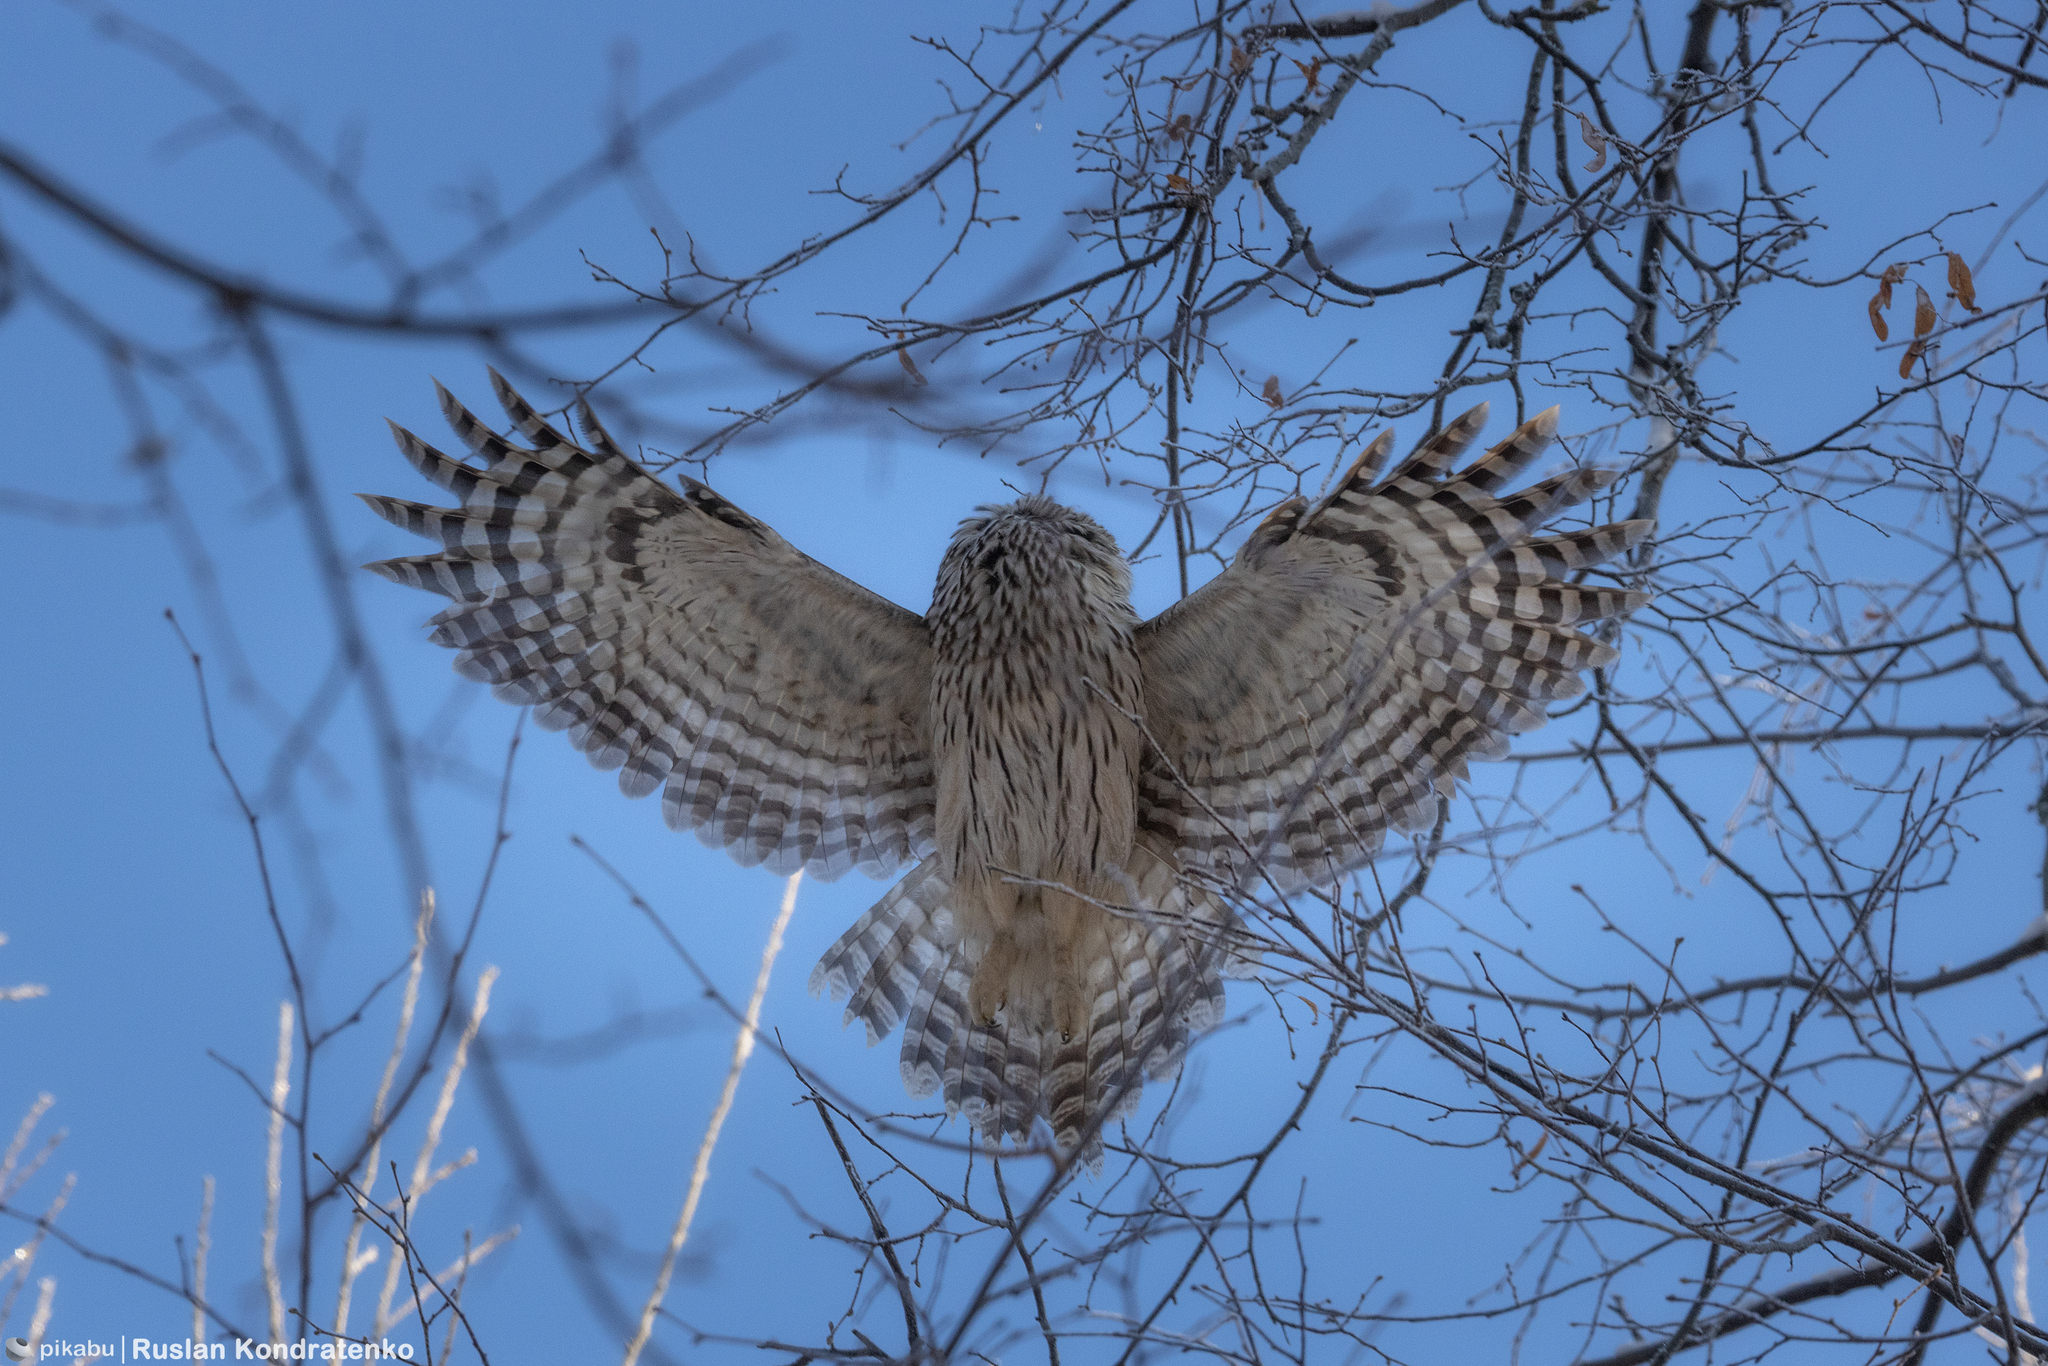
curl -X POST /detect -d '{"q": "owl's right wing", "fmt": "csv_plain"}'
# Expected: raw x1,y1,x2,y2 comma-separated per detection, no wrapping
361,372,936,880
1135,403,1649,894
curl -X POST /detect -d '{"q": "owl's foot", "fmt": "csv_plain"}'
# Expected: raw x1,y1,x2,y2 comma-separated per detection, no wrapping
969,937,1019,1027
966,931,1092,1037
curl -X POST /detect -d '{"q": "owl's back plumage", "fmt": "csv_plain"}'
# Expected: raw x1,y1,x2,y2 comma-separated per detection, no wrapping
364,373,1648,1159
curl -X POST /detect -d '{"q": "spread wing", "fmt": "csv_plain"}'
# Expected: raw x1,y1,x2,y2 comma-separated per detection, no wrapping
1135,403,1649,892
361,371,936,879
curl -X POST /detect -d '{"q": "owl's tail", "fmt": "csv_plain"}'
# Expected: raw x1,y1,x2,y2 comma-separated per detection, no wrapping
808,840,1246,1161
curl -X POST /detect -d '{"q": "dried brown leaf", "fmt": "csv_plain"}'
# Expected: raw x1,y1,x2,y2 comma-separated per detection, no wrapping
1868,264,1906,342
1947,251,1981,312
1294,58,1322,93
1913,283,1937,339
1876,261,1908,312
1230,41,1253,77
1900,339,1927,380
1165,113,1193,144
1577,112,1608,174
1165,173,1193,197
1511,1130,1551,1177
897,348,926,384
1261,374,1284,408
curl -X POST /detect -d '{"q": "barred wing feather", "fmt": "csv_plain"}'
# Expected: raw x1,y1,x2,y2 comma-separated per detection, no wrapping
1135,403,1649,891
361,372,937,879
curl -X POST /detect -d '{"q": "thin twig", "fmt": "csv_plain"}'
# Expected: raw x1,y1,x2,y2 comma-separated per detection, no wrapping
623,872,802,1366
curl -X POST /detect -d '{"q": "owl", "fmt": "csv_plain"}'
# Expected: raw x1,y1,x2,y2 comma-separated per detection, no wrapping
362,372,1648,1156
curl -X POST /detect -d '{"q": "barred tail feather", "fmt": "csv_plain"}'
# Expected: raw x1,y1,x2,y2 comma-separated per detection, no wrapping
822,843,1244,1160
997,1028,1045,1142
809,860,954,1043
900,947,971,1099
947,1013,1007,1135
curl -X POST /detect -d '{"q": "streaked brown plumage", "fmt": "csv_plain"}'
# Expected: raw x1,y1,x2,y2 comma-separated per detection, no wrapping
362,372,1649,1156
928,496,1147,1041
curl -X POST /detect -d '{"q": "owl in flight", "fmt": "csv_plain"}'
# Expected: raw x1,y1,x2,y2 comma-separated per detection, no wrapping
363,372,1647,1155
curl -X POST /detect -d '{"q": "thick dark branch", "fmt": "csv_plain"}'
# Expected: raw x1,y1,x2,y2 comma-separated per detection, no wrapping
1509,722,2030,762
0,139,657,335
1575,1086,2048,1366
1392,916,2048,1021
1244,0,1472,42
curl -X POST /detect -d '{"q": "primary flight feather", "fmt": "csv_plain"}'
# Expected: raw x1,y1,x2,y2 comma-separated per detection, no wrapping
362,373,1649,1154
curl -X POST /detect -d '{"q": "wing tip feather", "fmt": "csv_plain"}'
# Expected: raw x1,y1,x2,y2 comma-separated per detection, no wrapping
430,376,463,424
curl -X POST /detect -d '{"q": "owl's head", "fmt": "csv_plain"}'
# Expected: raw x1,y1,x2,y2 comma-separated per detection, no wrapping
933,494,1135,622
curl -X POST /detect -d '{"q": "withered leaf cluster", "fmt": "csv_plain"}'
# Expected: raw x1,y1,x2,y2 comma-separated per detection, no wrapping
1867,252,1980,379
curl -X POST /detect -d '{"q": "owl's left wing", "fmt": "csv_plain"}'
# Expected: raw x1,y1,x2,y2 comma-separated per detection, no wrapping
1134,403,1649,893
361,372,936,880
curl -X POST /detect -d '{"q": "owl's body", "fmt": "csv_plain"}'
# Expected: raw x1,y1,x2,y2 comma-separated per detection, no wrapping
929,497,1146,1038
364,373,1649,1155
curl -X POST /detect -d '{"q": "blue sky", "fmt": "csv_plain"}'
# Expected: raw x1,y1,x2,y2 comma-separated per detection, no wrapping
5,2,2048,1362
